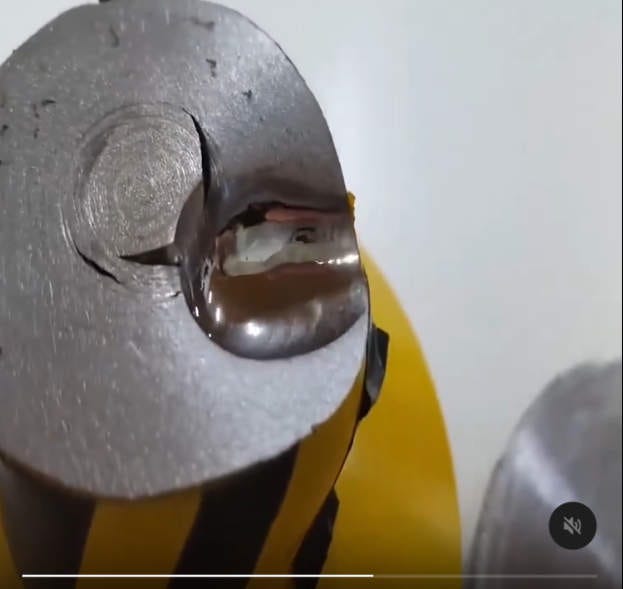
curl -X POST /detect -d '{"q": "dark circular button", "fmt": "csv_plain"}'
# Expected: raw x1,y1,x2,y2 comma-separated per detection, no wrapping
549,502,597,549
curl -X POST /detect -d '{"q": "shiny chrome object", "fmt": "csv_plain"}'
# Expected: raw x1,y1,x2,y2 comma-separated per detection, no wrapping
187,202,366,359
467,360,622,589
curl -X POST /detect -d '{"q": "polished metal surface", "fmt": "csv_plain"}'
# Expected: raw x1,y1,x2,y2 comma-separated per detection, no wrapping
188,203,367,359
467,360,622,589
0,0,369,498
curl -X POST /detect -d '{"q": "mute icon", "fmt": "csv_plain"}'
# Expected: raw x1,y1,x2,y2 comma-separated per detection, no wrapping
550,502,596,549
563,516,582,535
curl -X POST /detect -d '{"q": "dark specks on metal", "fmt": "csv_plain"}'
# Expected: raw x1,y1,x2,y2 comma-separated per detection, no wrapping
0,0,368,499
189,16,216,31
205,58,217,77
108,25,120,47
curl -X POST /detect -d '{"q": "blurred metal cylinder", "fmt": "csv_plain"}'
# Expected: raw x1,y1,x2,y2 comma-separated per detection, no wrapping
467,360,622,589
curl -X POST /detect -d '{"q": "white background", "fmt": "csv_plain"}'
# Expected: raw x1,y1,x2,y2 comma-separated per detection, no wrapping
2,0,621,553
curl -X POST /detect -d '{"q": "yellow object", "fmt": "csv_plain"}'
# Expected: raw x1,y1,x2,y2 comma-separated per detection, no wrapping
347,192,357,213
319,252,462,588
0,251,460,588
77,489,202,588
249,371,364,587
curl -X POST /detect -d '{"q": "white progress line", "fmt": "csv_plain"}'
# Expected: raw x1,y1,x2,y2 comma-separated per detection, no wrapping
22,574,373,579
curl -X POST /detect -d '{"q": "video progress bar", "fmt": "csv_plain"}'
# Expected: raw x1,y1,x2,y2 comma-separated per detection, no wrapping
23,574,599,580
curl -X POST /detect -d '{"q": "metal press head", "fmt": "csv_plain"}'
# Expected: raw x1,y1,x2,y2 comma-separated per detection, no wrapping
0,0,370,500
467,361,622,589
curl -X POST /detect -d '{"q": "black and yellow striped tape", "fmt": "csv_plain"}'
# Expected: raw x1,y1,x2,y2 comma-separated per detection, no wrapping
0,368,365,589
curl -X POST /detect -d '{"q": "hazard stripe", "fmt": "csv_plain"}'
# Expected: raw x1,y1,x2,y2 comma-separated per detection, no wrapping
247,369,364,589
77,488,202,588
169,447,297,589
292,490,339,589
1,375,365,589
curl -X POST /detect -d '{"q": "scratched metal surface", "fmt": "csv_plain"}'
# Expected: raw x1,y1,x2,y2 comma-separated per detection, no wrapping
466,361,622,589
0,0,368,498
